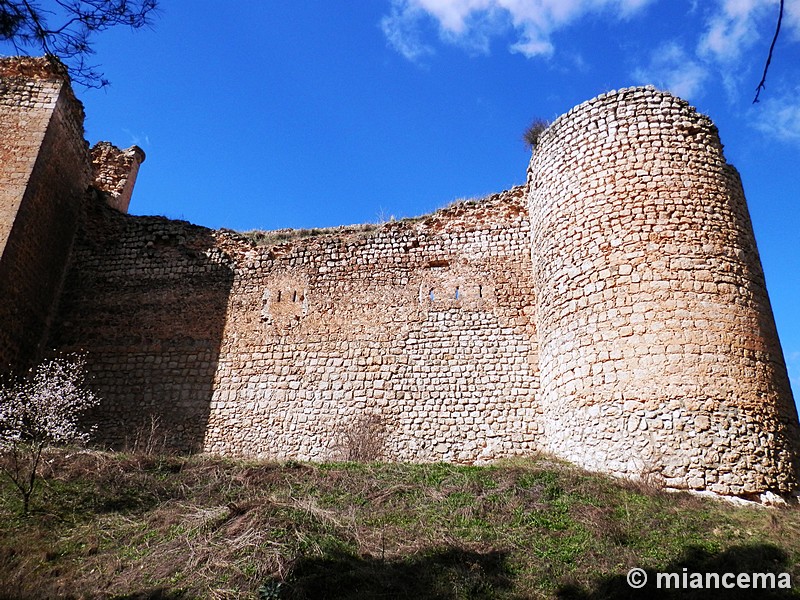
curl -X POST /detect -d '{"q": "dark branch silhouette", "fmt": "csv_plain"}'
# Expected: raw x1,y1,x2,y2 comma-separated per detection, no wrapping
754,0,784,103
0,0,158,87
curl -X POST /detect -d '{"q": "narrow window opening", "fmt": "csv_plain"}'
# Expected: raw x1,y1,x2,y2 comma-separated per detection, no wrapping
429,288,435,301
455,286,460,300
292,290,297,302
276,290,282,302
478,285,483,298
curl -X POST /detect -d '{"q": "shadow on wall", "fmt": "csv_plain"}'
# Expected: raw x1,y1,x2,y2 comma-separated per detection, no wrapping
0,76,90,373
557,544,795,599
48,196,235,453
721,164,800,478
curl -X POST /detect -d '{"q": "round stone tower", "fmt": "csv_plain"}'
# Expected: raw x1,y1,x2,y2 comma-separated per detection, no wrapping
527,86,800,495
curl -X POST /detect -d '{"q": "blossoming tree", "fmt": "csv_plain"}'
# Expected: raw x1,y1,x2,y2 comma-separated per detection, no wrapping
0,355,98,515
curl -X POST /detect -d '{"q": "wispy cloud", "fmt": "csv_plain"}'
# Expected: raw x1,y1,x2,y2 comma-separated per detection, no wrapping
750,89,800,141
633,42,709,99
641,0,800,107
698,0,771,63
380,0,800,145
382,0,800,68
381,2,435,61
381,0,655,60
788,0,800,40
123,129,151,148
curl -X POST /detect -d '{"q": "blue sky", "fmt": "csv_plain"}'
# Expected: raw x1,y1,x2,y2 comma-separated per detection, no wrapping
3,1,800,403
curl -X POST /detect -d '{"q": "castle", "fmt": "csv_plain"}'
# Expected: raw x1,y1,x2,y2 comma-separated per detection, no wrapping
1,57,799,498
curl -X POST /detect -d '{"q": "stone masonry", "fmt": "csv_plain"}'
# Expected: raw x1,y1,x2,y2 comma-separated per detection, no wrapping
90,141,145,214
528,88,800,494
0,57,90,370
1,57,798,497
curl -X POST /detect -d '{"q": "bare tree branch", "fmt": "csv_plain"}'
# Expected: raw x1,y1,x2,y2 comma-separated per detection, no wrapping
754,0,784,103
0,0,158,87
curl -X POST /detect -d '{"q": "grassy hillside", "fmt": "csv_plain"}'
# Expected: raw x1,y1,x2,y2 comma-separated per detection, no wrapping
0,450,799,599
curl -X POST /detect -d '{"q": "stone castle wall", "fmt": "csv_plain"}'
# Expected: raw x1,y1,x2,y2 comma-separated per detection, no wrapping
1,57,798,496
0,58,90,371
48,200,236,452
205,188,539,462
528,87,800,494
50,188,541,462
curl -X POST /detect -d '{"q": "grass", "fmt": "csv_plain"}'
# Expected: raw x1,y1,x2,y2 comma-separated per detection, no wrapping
239,224,380,248
1,450,799,599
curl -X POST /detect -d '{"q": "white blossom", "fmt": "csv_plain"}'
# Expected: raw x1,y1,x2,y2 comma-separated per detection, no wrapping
0,354,99,514
0,354,98,448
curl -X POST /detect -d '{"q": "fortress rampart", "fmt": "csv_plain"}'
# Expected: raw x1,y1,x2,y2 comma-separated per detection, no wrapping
1,57,798,497
528,88,799,493
0,57,90,369
51,188,539,460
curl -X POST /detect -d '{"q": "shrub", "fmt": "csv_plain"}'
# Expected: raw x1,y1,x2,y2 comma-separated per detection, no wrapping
522,118,550,150
124,414,169,456
330,413,388,462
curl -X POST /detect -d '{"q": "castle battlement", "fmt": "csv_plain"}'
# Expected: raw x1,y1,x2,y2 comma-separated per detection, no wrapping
1,58,798,497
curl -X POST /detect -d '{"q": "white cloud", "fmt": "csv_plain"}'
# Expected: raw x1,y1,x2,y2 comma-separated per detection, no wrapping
698,0,774,63
411,0,493,33
381,3,435,61
698,0,800,61
751,90,800,141
381,0,800,146
381,0,655,60
382,0,800,69
123,129,151,148
788,1,800,39
630,0,800,105
633,43,710,99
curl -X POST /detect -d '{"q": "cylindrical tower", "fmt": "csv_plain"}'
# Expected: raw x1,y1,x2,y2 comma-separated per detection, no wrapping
528,86,800,495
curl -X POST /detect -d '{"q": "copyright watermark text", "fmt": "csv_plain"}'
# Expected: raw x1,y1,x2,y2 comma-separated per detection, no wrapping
627,567,792,590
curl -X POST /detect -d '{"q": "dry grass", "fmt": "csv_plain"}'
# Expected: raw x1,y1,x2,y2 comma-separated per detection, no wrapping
1,450,799,599
123,415,171,456
239,223,379,248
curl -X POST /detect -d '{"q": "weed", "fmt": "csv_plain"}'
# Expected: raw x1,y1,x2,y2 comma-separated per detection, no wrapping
257,580,283,600
240,223,380,247
124,414,170,456
522,118,550,150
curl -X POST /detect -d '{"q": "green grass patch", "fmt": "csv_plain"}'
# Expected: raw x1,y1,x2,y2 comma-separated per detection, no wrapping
1,450,800,599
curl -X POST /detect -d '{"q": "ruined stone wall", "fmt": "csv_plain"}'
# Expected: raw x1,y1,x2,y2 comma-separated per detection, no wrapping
90,141,145,214
3,62,798,497
0,57,90,371
527,86,800,495
48,199,236,452
51,188,540,462
206,188,538,462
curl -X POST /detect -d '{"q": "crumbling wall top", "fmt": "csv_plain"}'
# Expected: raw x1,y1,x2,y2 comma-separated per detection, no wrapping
0,56,85,138
90,141,146,214
0,56,71,82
